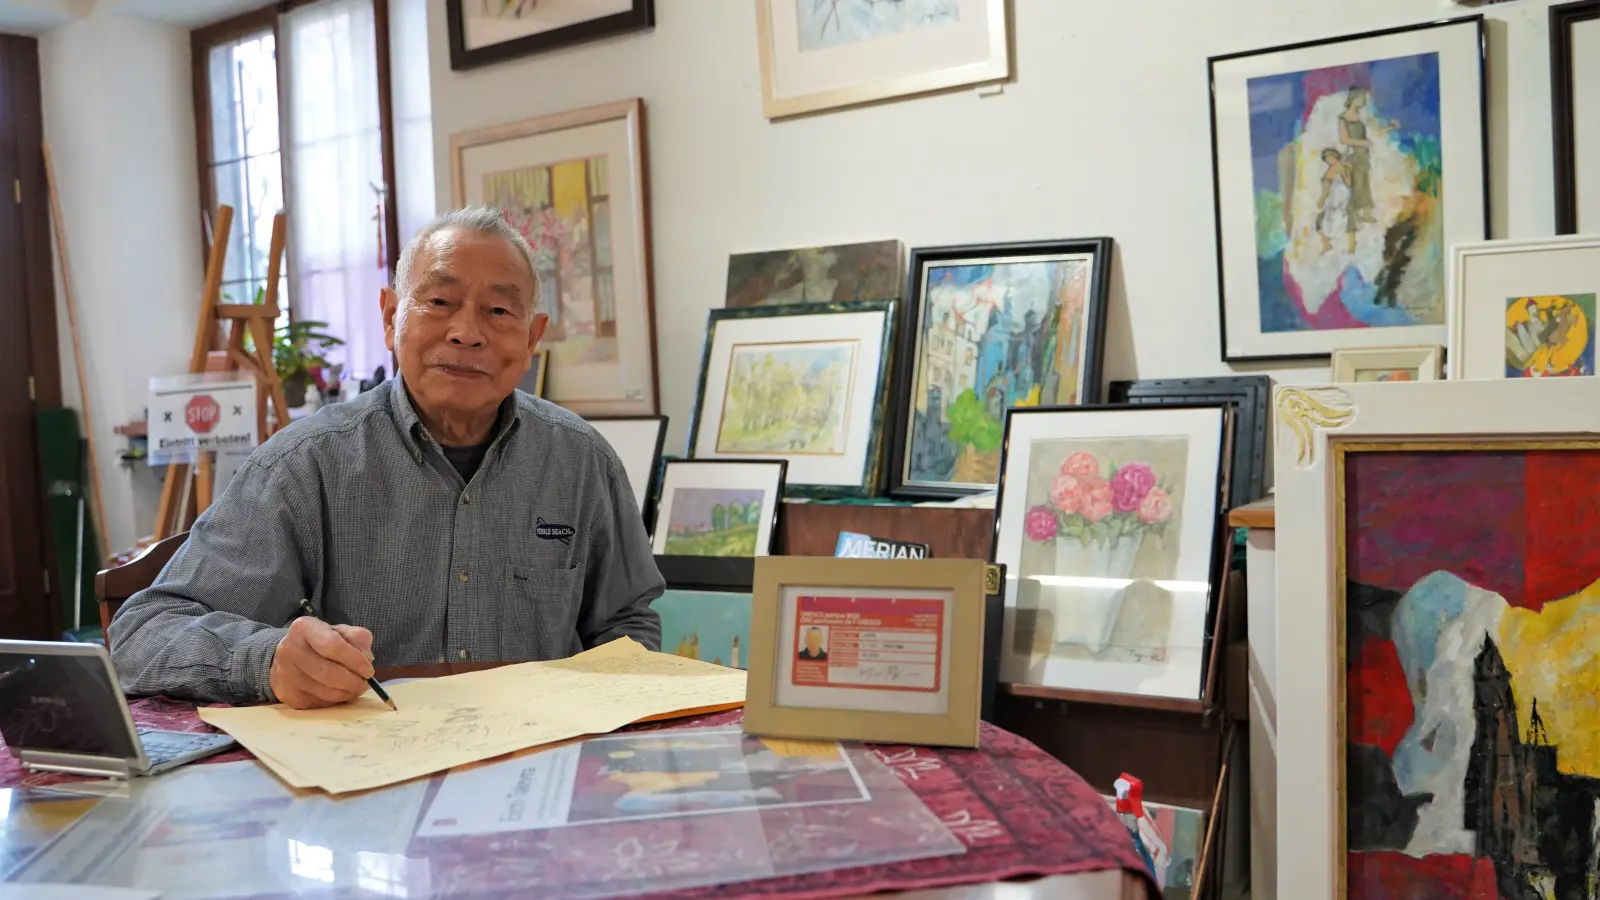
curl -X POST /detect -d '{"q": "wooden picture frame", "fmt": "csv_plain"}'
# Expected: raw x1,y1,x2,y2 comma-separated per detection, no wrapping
1552,0,1600,234
1208,16,1489,361
518,351,549,398
651,459,787,557
754,0,1010,119
887,238,1113,502
1447,236,1600,380
446,0,655,71
688,300,897,499
1272,378,1600,899
450,98,658,416
585,414,668,526
1107,375,1271,510
745,557,986,748
1328,345,1441,383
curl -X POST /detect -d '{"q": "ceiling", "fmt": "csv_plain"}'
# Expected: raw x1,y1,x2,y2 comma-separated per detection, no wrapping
0,0,267,34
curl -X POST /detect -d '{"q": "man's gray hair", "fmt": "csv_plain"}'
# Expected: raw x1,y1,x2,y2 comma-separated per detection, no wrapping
392,206,541,313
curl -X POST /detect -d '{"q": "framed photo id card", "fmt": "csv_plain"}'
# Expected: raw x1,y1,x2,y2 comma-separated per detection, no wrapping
744,557,986,748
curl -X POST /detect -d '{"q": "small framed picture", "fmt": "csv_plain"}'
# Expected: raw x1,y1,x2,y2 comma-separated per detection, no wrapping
446,0,655,71
585,415,668,523
518,351,549,398
744,557,987,748
1448,236,1600,380
688,301,897,498
1553,1,1600,234
651,460,787,557
1329,345,1442,382
653,555,755,670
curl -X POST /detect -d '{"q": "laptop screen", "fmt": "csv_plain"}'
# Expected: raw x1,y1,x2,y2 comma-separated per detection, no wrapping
0,649,139,759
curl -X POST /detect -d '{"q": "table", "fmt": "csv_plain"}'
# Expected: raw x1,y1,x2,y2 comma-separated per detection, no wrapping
0,662,1154,900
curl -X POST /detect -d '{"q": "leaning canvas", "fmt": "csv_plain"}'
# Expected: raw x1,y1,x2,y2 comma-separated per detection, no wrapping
652,589,753,671
724,240,903,308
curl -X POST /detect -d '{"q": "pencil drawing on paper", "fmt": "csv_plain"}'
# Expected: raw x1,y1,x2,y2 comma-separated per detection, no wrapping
716,340,858,455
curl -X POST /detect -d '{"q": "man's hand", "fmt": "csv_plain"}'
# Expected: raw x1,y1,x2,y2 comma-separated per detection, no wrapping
268,617,376,709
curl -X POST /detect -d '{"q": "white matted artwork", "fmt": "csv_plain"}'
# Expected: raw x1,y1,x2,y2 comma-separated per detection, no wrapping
1329,345,1442,382
754,0,1009,119
1448,236,1600,380
585,415,667,514
651,459,786,557
688,301,895,499
993,406,1229,700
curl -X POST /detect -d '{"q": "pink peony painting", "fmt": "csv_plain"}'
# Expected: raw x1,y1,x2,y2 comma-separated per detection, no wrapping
1024,446,1179,551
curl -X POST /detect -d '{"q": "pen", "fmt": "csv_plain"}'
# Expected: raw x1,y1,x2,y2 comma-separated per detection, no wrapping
297,599,397,711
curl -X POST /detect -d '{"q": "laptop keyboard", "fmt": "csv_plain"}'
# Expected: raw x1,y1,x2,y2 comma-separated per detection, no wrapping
137,729,235,767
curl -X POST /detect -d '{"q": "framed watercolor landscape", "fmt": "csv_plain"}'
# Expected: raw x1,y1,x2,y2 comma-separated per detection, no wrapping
990,405,1231,700
1274,378,1600,900
688,301,897,499
1208,17,1488,361
650,459,786,557
887,239,1112,501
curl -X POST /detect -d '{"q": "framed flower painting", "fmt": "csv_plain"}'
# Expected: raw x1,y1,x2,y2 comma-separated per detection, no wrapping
991,405,1231,700
1208,16,1488,361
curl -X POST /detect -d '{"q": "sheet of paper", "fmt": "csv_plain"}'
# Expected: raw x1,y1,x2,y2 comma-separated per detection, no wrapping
415,744,581,837
199,638,746,794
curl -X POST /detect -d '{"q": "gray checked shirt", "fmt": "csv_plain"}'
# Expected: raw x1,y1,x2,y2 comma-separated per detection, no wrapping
110,379,663,704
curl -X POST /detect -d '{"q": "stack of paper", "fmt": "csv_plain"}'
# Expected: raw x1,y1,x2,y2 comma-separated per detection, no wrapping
199,638,747,794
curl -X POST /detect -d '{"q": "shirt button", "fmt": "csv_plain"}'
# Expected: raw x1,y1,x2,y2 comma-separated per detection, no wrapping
458,572,469,583
461,495,471,505
458,649,470,660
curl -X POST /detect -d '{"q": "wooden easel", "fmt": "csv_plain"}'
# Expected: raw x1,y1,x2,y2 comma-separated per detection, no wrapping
153,205,292,540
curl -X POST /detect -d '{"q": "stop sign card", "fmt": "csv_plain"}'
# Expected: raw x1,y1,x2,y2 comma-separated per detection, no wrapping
148,373,259,465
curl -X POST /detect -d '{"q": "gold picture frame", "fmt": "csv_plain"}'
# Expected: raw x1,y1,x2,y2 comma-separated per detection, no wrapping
449,99,658,416
745,557,985,747
754,0,1011,119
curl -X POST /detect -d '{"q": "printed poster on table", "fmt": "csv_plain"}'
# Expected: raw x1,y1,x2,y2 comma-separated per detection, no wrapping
773,587,954,716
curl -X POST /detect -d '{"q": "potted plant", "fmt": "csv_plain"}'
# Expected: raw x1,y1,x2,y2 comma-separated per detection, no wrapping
274,321,344,408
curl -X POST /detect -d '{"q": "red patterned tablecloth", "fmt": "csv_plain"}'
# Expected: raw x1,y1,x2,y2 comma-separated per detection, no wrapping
0,699,1155,899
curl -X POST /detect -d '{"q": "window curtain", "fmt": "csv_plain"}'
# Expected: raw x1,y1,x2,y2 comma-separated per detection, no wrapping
281,0,386,382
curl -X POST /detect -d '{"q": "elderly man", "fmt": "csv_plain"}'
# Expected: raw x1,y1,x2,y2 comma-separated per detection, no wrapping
110,207,663,708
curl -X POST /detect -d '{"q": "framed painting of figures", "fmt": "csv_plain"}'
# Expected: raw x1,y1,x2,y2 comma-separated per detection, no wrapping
1208,17,1488,362
887,239,1111,501
450,99,658,416
1274,378,1600,899
1552,1,1600,234
446,1,655,71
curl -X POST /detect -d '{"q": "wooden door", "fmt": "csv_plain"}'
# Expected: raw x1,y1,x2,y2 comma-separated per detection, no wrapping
0,35,63,639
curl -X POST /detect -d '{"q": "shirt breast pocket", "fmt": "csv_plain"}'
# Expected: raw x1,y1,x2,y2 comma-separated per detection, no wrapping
502,563,584,660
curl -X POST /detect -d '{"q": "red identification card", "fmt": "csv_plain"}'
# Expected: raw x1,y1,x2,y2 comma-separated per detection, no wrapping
790,595,944,693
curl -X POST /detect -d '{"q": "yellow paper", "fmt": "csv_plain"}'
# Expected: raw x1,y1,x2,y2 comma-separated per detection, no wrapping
758,738,838,759
199,638,747,794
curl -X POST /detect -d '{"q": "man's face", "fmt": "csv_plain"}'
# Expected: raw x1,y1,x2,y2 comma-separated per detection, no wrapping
805,631,822,654
382,228,547,420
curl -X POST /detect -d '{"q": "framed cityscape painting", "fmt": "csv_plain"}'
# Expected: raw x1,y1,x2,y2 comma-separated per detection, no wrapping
1553,1,1600,234
1208,17,1488,361
688,301,896,499
990,405,1230,700
888,239,1112,501
1447,237,1600,380
450,99,658,415
446,0,655,71
651,459,786,557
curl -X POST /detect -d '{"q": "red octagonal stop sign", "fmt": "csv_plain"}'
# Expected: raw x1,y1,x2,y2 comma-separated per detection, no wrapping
186,394,221,435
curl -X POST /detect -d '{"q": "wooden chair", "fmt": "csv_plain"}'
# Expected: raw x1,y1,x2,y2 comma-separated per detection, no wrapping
95,532,188,647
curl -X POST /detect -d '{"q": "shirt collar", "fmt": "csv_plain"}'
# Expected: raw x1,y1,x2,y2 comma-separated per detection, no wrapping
389,375,523,464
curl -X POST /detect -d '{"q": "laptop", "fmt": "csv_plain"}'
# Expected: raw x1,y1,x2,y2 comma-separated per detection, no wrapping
0,640,237,779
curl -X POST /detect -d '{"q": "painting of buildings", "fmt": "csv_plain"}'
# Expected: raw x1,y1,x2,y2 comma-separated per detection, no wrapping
650,590,753,670
661,488,766,557
907,258,1091,487
1342,446,1600,899
482,154,617,367
725,240,902,308
717,340,857,455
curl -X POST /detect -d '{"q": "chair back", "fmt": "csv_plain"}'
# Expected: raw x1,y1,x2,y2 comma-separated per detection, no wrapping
96,532,188,647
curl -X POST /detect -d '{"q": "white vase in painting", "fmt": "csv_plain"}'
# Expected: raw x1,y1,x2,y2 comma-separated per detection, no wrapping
1048,535,1143,652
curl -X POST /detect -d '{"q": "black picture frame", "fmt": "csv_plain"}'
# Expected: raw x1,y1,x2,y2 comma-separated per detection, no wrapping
1207,15,1490,363
650,458,788,557
885,238,1114,502
585,414,668,529
654,555,755,593
687,300,899,500
1107,375,1270,510
446,0,655,71
1553,1,1600,235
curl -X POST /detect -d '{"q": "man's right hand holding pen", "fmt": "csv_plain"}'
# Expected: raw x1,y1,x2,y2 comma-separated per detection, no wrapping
269,616,376,709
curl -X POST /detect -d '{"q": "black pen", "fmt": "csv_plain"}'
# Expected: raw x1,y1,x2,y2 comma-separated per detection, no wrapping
297,599,397,711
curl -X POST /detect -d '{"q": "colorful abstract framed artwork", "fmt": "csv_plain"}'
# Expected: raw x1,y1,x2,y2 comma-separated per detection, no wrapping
650,459,787,557
450,99,658,415
725,240,904,308
754,0,1009,119
887,239,1113,501
1208,16,1489,362
1553,1,1600,234
688,301,896,499
1107,376,1270,510
585,415,668,526
1329,345,1442,383
652,555,755,670
1273,378,1600,899
1447,236,1600,380
446,1,655,71
517,351,549,398
745,557,987,747
990,405,1231,701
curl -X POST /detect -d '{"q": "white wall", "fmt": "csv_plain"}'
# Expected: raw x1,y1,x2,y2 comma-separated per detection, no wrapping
40,12,203,555
426,0,1567,456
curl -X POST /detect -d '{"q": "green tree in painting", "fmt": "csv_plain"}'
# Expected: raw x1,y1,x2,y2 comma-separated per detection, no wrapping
711,504,727,532
947,388,1003,454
